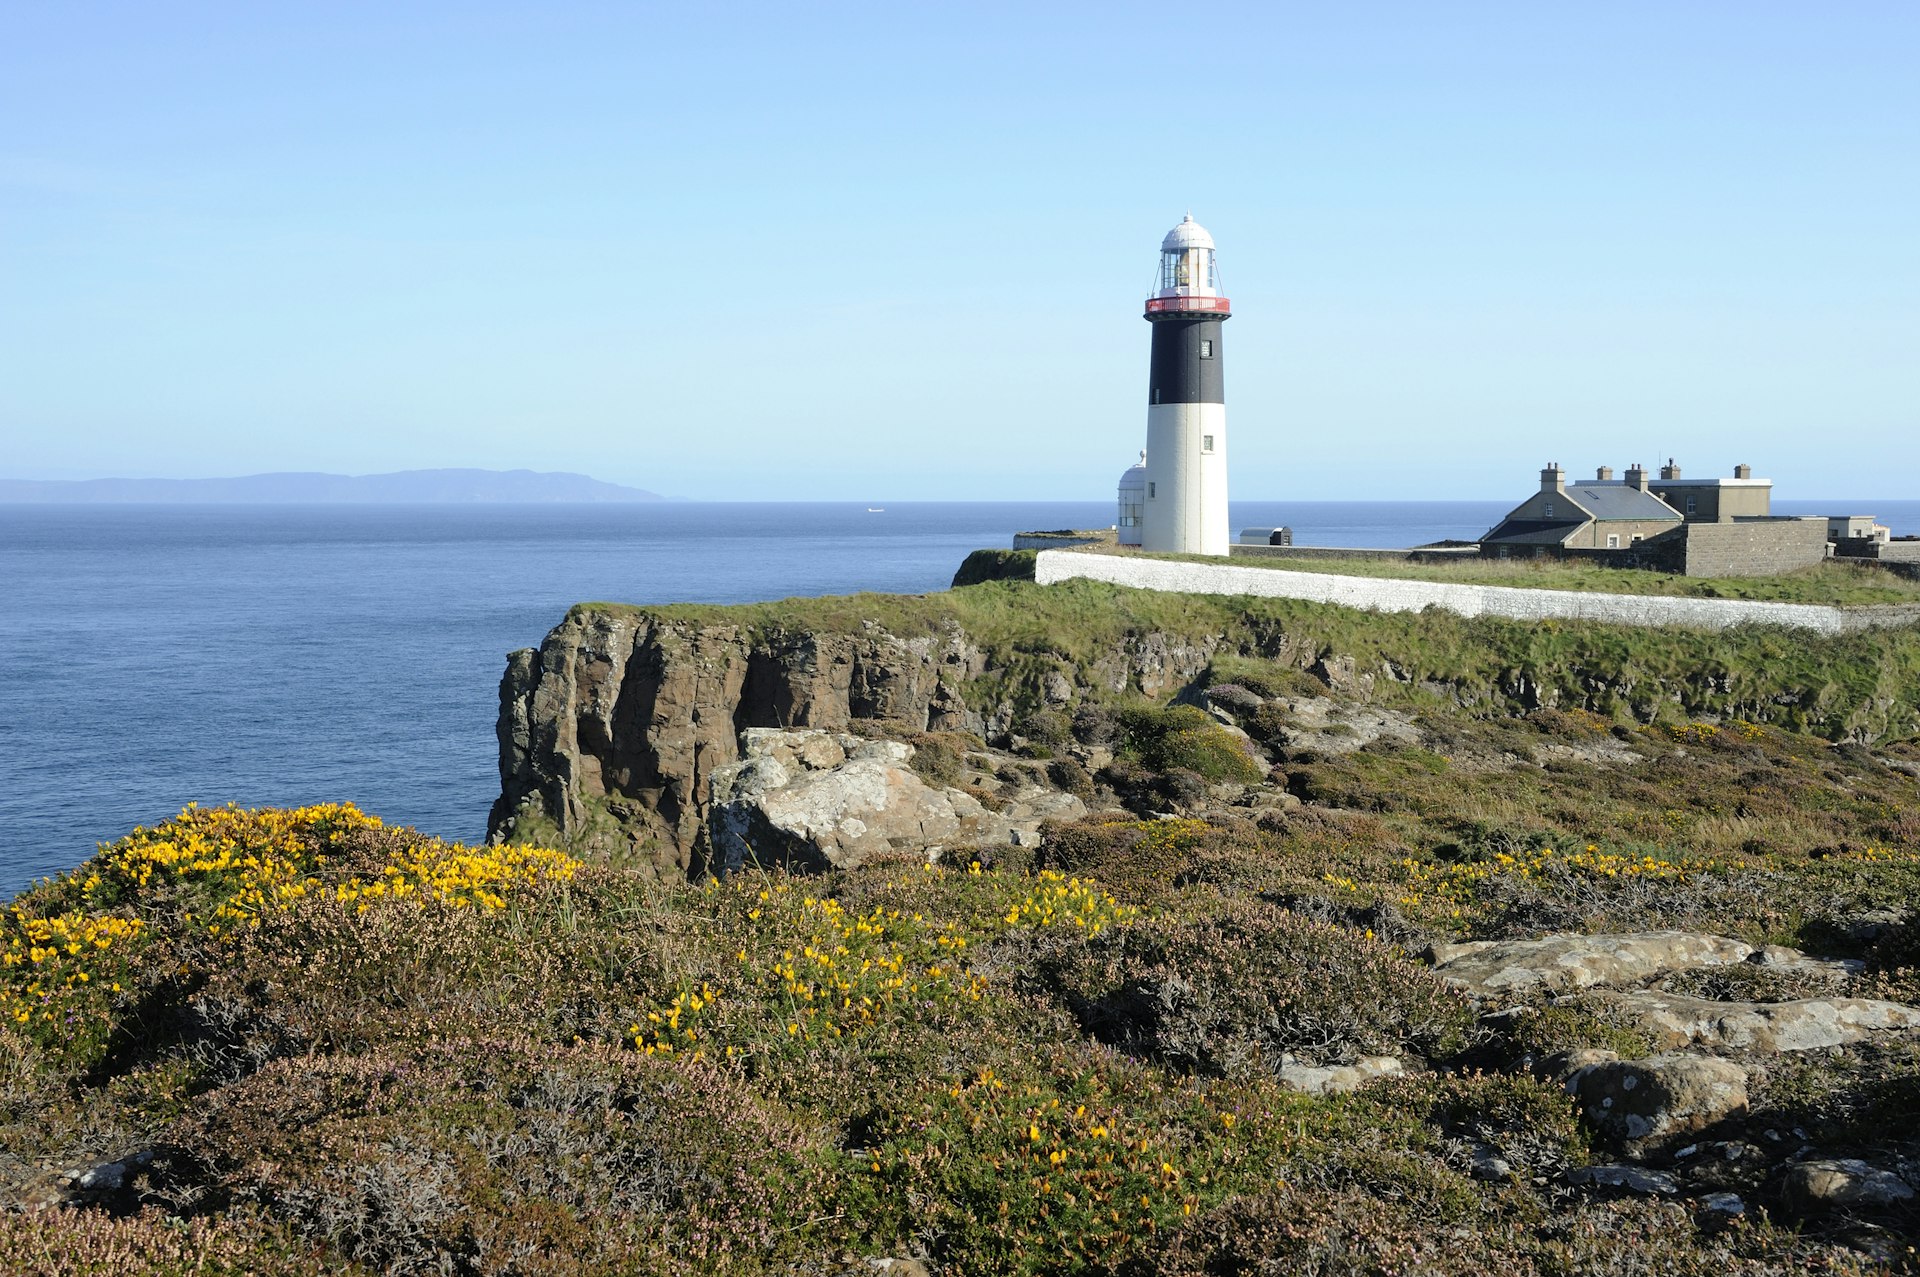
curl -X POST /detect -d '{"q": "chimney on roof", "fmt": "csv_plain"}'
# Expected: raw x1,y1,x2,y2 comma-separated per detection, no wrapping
1540,462,1565,495
1734,463,1752,479
1625,463,1650,492
1660,458,1682,480
1595,465,1614,481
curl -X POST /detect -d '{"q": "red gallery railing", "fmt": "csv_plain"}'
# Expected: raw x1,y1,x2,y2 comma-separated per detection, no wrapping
1144,295,1232,315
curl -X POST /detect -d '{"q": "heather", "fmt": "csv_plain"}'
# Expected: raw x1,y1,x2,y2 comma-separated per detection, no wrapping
6,718,1918,1274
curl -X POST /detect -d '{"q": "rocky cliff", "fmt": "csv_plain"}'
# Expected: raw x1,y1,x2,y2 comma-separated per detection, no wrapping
488,601,1226,874
490,583,1920,876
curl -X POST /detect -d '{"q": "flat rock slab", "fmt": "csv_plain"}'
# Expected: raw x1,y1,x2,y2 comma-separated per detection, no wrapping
1782,1159,1916,1213
1600,990,1920,1053
1429,931,1757,999
1277,1054,1404,1095
1565,1164,1680,1195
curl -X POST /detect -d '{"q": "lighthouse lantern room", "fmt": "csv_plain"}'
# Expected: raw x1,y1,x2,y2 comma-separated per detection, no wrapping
1140,214,1231,556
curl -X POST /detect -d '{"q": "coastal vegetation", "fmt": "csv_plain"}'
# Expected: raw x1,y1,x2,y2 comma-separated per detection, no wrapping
585,574,1920,742
8,702,1920,1271
10,580,1920,1274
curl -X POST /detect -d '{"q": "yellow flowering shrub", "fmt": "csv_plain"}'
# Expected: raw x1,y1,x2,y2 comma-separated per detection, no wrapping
78,803,578,934
745,886,989,1050
846,1058,1308,1277
1001,870,1139,935
3,803,580,1064
1646,719,1766,746
631,981,722,1057
331,839,580,913
90,801,382,903
636,865,1144,1060
1393,843,1745,913
0,909,143,1049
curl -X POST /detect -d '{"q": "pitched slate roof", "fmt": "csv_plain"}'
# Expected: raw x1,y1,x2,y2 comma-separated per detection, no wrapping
1562,483,1684,523
1479,518,1587,546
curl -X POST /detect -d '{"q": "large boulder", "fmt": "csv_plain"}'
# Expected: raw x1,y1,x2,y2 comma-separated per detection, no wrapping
707,729,1082,872
1566,1054,1748,1143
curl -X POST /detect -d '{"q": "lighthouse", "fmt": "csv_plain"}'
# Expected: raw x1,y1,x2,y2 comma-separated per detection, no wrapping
1141,214,1231,556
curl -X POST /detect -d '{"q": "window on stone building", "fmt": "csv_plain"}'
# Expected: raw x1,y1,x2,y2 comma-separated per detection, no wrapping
1202,435,1214,453
1607,534,1620,549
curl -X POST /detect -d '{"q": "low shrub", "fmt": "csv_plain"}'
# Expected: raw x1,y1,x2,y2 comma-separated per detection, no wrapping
1147,1186,1871,1277
1070,702,1118,747
1039,818,1215,906
949,548,1036,587
1658,962,1848,1003
178,1042,836,1275
1205,656,1331,701
1495,1002,1654,1065
905,732,974,788
1398,1069,1589,1176
1034,898,1476,1072
1015,708,1073,755
1116,704,1264,784
0,1208,342,1276
1044,757,1095,800
1201,682,1264,714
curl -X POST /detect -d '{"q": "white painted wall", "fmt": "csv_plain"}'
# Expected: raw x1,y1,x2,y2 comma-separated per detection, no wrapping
1142,402,1229,556
1033,551,1920,635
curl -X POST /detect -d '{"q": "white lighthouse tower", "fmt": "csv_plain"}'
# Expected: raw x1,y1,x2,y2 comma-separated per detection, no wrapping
1141,214,1231,556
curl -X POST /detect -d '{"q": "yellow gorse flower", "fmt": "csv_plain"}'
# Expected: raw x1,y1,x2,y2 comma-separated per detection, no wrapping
3,803,580,1055
1001,871,1138,935
0,911,143,1028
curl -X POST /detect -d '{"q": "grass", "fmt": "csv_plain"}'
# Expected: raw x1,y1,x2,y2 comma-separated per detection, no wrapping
566,576,1920,741
1088,544,1920,606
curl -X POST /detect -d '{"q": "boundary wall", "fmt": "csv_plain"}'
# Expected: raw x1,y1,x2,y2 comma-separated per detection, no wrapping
1230,545,1481,564
1033,551,1920,635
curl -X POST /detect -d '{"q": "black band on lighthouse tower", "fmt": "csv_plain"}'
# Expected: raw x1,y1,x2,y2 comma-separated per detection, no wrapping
1147,315,1226,406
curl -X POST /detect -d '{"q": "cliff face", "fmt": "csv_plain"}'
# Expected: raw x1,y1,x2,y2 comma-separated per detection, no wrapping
491,585,1920,876
489,605,1221,874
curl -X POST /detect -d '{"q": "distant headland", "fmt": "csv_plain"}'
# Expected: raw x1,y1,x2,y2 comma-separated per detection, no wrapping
0,468,663,504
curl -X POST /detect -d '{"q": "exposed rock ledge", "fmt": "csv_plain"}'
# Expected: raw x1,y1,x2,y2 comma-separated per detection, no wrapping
709,729,1084,872
488,607,1213,876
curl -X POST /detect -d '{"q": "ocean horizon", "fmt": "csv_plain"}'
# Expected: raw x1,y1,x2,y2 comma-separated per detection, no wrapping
4,498,1916,898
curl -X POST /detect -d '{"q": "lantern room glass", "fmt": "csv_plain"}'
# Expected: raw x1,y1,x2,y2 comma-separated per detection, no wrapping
1158,246,1219,296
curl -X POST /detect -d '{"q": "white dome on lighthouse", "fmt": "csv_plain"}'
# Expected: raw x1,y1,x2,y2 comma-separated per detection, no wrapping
1160,213,1215,253
1116,451,1147,546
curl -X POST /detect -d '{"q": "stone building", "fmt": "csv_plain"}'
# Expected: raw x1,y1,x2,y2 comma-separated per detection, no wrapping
1480,463,1683,554
1480,460,1830,577
1645,460,1772,522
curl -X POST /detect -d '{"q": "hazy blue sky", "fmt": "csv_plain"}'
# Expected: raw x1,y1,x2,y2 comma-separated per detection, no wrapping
4,2,1915,500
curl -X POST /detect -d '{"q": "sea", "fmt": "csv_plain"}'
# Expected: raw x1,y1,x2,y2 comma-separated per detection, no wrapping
3,498,1914,899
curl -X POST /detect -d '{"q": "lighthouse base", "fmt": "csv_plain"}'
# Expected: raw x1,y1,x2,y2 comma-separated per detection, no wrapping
1141,403,1229,556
